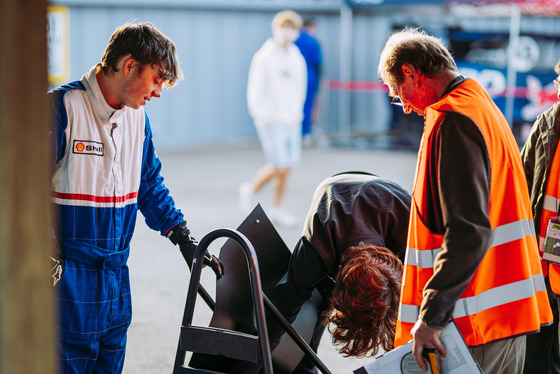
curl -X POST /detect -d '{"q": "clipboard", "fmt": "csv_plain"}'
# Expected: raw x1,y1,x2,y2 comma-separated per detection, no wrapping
353,321,482,374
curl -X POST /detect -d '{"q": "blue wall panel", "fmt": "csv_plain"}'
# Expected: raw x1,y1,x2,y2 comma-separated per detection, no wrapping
57,3,345,147
50,1,560,148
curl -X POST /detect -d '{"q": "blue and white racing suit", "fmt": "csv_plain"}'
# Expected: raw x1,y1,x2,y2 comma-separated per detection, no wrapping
49,65,184,373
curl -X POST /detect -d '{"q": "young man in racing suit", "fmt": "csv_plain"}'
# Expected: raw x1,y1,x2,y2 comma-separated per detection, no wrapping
48,22,222,373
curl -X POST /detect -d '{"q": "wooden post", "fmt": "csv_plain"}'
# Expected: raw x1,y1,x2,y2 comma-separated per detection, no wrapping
0,0,56,373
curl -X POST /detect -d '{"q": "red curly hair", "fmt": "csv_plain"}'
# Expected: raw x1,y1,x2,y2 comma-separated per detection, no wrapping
327,243,403,357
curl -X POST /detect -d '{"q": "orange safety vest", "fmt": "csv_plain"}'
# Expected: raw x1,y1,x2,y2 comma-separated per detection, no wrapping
395,78,552,347
538,143,560,294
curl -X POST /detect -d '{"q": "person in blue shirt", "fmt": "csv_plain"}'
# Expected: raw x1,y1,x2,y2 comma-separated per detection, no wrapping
294,18,323,141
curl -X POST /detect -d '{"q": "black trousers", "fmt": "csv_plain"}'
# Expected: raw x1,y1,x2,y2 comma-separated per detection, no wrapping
524,275,560,374
292,314,327,374
292,286,331,374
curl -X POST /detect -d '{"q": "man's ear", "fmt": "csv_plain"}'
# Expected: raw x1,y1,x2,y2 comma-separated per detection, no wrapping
401,63,416,78
401,63,419,84
123,58,136,76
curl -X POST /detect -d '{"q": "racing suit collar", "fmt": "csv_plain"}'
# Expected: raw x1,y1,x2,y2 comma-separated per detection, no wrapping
81,64,126,123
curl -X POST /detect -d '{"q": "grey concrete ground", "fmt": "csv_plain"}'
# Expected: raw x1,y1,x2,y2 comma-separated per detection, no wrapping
123,142,417,374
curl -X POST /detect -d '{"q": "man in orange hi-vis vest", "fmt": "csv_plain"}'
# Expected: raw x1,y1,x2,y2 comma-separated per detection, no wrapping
521,59,560,374
377,28,552,373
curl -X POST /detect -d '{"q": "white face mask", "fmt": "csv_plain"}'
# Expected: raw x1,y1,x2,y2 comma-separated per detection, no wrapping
273,26,299,47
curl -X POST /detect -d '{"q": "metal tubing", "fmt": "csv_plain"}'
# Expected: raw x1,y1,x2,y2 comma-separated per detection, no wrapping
263,295,332,374
174,228,274,374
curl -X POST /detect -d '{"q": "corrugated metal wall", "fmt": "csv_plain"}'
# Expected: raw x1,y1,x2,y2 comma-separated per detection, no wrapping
49,0,560,148
50,1,348,148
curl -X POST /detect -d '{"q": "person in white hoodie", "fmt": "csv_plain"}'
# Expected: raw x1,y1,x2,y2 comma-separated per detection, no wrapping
241,10,307,228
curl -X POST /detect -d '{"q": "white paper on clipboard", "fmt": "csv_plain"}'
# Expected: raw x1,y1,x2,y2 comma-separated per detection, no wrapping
353,321,482,374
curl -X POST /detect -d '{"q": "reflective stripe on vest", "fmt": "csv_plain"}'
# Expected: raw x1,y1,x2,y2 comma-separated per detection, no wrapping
406,218,536,268
399,274,546,323
543,194,560,214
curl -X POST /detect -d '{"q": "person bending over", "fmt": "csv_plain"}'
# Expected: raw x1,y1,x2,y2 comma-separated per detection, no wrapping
268,171,411,373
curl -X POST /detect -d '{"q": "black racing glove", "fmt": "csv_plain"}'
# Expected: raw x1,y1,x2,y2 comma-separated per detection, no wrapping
166,222,224,279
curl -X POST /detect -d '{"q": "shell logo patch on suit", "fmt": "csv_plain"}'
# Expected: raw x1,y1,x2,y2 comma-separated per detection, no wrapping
72,140,104,156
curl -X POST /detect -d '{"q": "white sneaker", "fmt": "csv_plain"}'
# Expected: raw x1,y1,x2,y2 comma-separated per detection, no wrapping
239,182,257,214
268,207,298,229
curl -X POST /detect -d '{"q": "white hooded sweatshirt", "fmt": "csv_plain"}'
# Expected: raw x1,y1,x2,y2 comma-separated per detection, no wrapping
247,38,307,127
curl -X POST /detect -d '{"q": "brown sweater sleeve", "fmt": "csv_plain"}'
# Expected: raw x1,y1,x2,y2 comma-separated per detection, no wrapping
419,111,492,328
